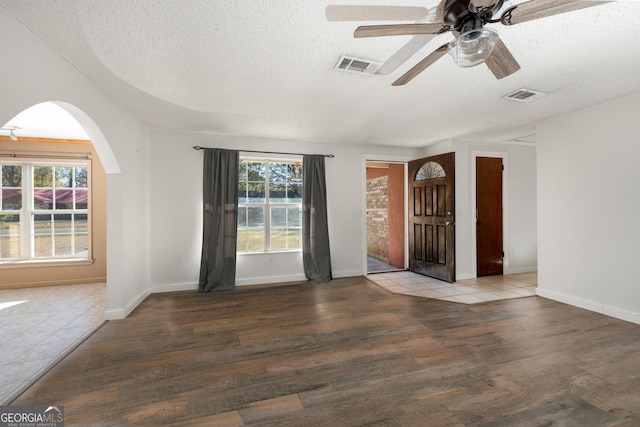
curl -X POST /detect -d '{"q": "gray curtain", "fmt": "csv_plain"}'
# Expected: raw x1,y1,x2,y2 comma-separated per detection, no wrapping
302,155,332,283
199,148,239,292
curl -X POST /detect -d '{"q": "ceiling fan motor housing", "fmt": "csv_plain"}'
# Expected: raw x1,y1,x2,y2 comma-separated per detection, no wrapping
444,0,504,32
443,0,474,27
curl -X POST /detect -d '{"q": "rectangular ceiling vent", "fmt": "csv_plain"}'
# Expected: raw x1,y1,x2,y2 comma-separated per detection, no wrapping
503,88,547,103
335,55,381,74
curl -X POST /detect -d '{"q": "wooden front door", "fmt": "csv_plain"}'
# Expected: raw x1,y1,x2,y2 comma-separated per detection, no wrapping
476,156,503,277
408,153,455,282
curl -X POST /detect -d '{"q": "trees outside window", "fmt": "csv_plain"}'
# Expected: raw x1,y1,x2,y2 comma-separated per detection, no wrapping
0,160,91,262
237,159,302,253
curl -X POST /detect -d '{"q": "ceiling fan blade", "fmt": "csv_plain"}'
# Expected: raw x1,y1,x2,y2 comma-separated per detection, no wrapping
392,43,450,86
325,5,428,22
376,35,436,75
501,0,611,25
471,0,500,7
355,23,448,38
485,39,521,79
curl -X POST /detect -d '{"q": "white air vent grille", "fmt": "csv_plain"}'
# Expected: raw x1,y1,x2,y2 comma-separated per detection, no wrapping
335,55,381,74
503,88,547,103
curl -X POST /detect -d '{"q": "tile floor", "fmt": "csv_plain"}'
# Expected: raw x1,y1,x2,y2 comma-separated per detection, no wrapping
0,283,106,404
367,270,537,304
367,256,401,273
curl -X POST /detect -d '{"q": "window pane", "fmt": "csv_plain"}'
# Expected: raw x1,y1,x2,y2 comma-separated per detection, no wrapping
33,214,52,234
75,189,88,209
269,162,302,183
2,165,21,187
288,206,302,228
269,163,288,182
54,235,72,256
286,183,302,203
34,235,52,257
55,166,73,188
1,188,22,210
247,162,265,181
246,183,265,204
54,214,72,234
237,206,247,227
248,229,265,251
75,214,88,233
415,161,445,180
238,161,247,182
271,207,286,227
238,182,248,204
270,228,287,250
74,233,89,256
0,214,20,259
34,189,53,210
74,166,88,188
55,189,74,209
33,166,53,188
239,227,264,252
270,183,286,204
287,229,302,249
237,229,249,252
247,207,264,227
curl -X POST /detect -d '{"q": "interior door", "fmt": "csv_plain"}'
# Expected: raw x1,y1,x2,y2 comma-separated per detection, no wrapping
476,156,503,276
408,153,455,282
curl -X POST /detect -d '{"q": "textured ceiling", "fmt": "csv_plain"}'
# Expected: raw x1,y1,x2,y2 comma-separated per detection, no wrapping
2,0,640,146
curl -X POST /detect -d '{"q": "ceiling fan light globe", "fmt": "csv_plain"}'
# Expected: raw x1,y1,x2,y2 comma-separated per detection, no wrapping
448,28,499,68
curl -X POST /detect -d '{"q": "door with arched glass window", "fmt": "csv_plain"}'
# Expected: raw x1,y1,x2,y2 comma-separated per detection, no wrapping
408,153,455,282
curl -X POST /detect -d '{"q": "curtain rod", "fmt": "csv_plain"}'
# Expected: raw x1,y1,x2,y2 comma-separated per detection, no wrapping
192,146,334,158
0,153,90,160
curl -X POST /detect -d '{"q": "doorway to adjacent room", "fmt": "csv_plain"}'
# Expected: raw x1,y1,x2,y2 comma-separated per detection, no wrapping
365,161,405,273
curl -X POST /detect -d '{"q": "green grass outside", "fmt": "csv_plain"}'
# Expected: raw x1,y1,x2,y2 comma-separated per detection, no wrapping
237,228,301,252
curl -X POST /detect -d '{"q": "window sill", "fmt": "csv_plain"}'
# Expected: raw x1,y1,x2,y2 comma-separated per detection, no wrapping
238,250,302,256
0,258,94,270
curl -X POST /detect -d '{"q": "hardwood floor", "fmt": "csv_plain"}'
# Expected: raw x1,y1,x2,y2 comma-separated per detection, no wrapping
12,277,640,426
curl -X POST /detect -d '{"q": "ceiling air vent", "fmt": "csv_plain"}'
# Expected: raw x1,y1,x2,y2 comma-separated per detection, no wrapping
335,55,381,74
503,88,546,103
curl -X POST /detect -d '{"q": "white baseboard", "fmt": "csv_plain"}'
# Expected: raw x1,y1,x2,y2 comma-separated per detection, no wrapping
332,269,362,279
455,273,474,281
536,288,640,326
236,273,308,286
152,282,198,293
149,270,364,294
505,266,537,275
104,288,150,320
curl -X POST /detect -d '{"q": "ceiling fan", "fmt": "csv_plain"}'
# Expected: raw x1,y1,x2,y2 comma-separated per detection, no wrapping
327,0,611,85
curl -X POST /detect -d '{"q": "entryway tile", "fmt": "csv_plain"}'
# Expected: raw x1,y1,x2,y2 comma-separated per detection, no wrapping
366,271,537,305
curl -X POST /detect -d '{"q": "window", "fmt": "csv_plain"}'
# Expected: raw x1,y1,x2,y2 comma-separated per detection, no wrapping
415,161,445,180
237,158,302,253
0,160,91,262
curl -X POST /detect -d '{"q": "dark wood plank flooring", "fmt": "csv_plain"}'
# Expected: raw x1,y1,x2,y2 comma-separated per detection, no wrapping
11,276,640,426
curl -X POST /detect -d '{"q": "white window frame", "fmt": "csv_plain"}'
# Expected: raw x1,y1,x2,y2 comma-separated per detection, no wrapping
237,157,303,254
0,158,92,266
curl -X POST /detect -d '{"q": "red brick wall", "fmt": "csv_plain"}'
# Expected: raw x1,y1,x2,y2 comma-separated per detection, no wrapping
366,165,405,269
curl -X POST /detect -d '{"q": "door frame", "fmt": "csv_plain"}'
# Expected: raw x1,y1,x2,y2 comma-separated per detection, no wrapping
471,151,509,278
361,154,412,275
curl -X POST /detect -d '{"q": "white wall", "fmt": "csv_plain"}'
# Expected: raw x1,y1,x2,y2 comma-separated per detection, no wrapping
424,140,538,279
148,129,422,291
0,9,150,319
537,92,640,325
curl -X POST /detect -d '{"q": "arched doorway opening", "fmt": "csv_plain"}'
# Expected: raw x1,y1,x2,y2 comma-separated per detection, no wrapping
0,101,119,404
